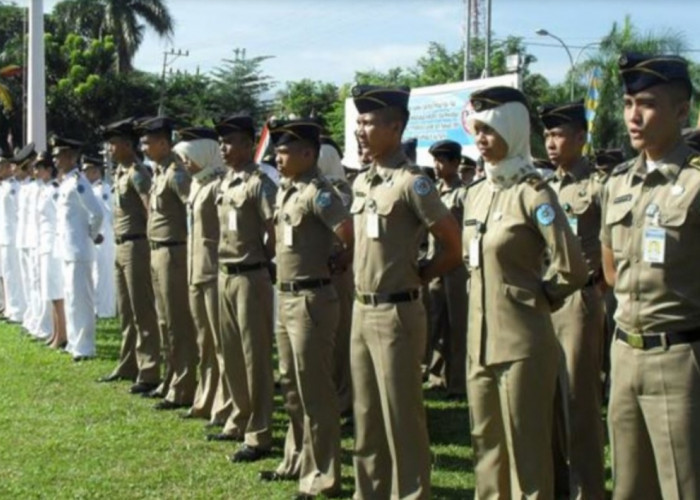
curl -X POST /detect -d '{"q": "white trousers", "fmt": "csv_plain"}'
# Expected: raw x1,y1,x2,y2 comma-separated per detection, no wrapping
93,238,116,318
63,260,96,357
0,245,26,322
19,248,37,331
26,249,45,337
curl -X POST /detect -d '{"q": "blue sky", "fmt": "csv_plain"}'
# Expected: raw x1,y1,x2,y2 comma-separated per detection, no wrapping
41,0,700,89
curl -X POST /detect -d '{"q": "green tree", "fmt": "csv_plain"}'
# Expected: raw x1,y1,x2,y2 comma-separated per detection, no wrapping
46,33,159,144
209,49,275,126
578,16,694,151
52,0,174,73
160,70,216,125
276,79,338,119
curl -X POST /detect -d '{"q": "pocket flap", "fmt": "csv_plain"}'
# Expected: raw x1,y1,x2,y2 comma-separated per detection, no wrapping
659,209,687,227
502,283,537,308
350,197,365,214
605,203,632,225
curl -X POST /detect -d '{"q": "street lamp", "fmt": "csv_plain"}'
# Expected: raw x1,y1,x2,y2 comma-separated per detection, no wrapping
536,28,575,100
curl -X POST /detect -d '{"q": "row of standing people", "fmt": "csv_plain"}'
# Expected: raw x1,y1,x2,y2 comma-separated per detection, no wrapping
0,143,116,359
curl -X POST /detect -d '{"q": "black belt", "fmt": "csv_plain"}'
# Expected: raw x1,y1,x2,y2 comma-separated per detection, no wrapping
149,241,185,250
115,234,146,245
278,279,331,292
355,289,420,306
219,262,267,275
616,327,699,350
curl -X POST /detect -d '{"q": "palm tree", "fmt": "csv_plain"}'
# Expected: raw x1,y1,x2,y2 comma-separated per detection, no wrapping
53,0,174,73
577,16,691,151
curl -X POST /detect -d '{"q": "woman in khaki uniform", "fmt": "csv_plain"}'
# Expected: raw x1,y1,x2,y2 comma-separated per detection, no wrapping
462,86,587,499
173,128,229,425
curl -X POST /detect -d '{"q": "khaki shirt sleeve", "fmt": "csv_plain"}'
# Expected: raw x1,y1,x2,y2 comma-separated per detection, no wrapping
168,167,191,204
310,184,350,231
529,184,588,305
254,175,277,221
405,173,450,227
130,166,151,195
599,181,612,247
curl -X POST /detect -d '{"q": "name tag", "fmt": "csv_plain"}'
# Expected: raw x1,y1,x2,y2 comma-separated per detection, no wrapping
283,222,293,247
567,215,578,235
366,213,380,239
642,227,665,264
228,210,238,231
469,236,481,268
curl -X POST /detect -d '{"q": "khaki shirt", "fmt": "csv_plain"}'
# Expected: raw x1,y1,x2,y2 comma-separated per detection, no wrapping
428,176,464,259
217,162,277,265
351,149,450,294
463,175,588,365
113,162,151,237
147,153,191,242
275,167,349,282
547,158,603,277
187,170,223,285
601,141,700,334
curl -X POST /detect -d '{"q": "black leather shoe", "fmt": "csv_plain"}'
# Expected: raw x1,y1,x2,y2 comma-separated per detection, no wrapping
98,373,129,383
259,470,297,482
141,388,165,399
204,420,224,429
229,444,270,463
206,432,242,442
73,355,95,362
153,400,189,411
129,382,159,395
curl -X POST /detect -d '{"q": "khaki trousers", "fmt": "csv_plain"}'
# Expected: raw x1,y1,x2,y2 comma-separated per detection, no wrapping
151,245,197,404
467,344,559,500
332,268,354,415
551,285,606,499
113,239,160,384
351,300,431,500
189,279,228,420
276,286,340,496
426,266,468,395
609,338,700,500
219,268,274,448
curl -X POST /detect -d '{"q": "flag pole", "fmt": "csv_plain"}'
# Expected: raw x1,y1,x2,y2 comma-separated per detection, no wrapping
27,0,47,150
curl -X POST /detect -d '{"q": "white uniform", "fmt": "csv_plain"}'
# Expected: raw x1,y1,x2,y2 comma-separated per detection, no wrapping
57,168,104,358
0,177,26,321
91,179,116,317
25,180,47,337
37,179,63,324
16,178,38,332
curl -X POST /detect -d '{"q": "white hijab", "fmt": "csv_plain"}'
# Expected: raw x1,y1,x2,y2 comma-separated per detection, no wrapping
468,101,538,190
318,143,347,182
173,138,225,182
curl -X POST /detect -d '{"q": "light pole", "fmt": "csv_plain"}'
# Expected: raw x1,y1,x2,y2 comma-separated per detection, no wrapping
536,28,575,100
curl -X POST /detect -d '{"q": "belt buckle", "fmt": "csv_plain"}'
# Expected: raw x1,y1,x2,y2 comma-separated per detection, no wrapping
369,294,379,307
627,332,645,349
660,333,669,351
288,281,299,293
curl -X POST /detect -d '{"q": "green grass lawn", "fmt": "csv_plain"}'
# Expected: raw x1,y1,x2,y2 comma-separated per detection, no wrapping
0,319,475,499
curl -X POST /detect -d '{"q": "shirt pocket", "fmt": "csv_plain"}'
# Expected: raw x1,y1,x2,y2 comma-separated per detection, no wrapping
570,195,593,216
350,197,365,215
605,202,632,257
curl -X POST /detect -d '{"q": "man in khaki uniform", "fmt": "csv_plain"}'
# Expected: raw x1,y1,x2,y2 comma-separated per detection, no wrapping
319,133,355,418
350,85,462,500
259,118,353,500
601,53,700,500
539,102,606,499
137,116,197,410
424,139,468,398
98,118,161,394
208,113,276,463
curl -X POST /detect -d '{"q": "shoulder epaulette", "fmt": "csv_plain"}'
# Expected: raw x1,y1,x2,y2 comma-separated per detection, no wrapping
465,177,486,190
523,173,547,191
687,154,700,170
611,159,634,176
